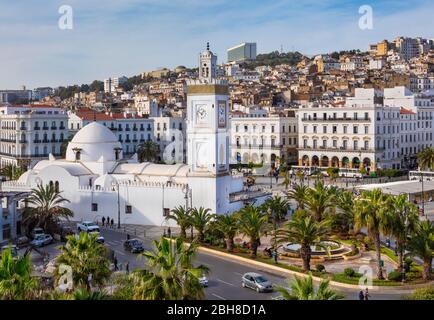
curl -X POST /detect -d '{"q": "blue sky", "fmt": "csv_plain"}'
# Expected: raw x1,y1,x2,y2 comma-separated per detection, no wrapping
0,0,433,88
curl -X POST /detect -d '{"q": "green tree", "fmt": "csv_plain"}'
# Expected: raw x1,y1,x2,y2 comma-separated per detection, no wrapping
306,181,335,222
334,190,356,235
238,206,269,258
137,140,160,163
276,275,344,300
214,214,239,252
386,195,419,273
276,216,330,271
23,183,73,234
60,134,74,158
354,189,390,280
406,221,434,281
166,206,191,239
0,248,38,300
134,237,208,300
190,207,213,243
417,148,434,171
262,196,290,248
56,232,111,290
0,164,24,180
287,184,309,210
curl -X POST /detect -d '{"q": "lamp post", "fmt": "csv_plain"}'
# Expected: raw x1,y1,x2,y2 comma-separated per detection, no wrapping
420,172,426,219
117,182,121,229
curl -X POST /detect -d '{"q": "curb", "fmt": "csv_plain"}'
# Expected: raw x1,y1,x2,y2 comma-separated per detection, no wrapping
193,244,433,292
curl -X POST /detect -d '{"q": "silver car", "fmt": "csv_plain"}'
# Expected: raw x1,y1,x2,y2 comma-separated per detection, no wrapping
242,272,273,293
30,234,53,247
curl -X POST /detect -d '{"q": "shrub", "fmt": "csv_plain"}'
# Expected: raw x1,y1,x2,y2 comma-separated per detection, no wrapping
405,287,434,300
404,257,413,273
388,271,402,282
315,264,326,273
344,268,355,277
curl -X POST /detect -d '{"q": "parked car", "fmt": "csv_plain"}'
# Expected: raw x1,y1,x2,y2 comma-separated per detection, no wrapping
59,226,74,242
199,274,209,287
123,239,145,253
241,272,273,293
16,236,30,248
1,245,18,258
90,231,105,244
30,227,45,239
77,221,100,233
30,234,53,247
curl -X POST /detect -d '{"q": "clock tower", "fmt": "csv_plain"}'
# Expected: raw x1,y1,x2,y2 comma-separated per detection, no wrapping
186,44,229,176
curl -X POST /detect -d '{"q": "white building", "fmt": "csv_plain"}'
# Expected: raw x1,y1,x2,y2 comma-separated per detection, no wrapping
230,113,298,167
0,105,68,169
104,76,128,94
2,46,268,226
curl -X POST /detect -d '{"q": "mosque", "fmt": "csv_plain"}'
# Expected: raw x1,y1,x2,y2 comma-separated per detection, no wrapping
2,45,269,227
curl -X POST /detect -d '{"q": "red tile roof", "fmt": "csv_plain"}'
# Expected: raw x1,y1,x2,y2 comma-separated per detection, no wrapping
400,107,416,115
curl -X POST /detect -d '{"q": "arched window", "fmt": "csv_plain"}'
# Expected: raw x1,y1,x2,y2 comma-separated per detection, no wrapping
76,151,81,161
55,181,59,193
49,180,54,189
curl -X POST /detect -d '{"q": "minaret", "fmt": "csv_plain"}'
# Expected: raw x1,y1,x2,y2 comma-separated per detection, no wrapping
186,44,229,176
198,42,217,83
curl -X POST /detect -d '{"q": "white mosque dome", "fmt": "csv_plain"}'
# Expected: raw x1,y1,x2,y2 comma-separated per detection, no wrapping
66,122,123,162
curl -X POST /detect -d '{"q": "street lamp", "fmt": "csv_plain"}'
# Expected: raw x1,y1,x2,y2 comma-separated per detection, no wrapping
420,172,426,219
116,182,121,229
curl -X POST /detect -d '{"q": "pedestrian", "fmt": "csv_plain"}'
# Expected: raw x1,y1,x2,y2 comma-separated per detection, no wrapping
364,288,371,300
127,234,130,240
114,256,118,271
386,238,391,248
272,250,278,264
358,290,365,300
102,216,106,227
125,261,130,274
106,216,110,227
168,227,171,238
111,218,114,228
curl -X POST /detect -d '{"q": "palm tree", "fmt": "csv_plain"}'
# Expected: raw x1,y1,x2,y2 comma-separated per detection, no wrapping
334,190,356,235
263,196,290,248
406,221,434,281
387,195,419,273
56,232,111,290
214,214,238,252
287,184,309,210
137,140,160,163
238,205,269,258
276,216,330,271
306,181,335,222
0,248,38,300
0,164,24,180
23,183,73,234
417,147,434,171
354,189,390,280
166,206,191,239
190,207,213,243
134,237,208,300
276,275,344,300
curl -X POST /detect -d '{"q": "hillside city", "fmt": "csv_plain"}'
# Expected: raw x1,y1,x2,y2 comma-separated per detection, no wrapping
0,36,433,302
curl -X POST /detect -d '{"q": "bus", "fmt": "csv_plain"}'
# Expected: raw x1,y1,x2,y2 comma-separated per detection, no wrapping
409,171,434,181
289,166,363,178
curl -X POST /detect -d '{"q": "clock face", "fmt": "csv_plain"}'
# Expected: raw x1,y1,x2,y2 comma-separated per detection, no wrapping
196,106,207,120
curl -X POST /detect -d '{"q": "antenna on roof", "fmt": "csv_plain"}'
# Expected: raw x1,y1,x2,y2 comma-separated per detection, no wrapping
207,42,210,51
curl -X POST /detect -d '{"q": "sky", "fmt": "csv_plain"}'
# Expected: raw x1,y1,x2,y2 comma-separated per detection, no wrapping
0,0,433,89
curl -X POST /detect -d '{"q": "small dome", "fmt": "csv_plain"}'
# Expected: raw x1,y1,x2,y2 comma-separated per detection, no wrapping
66,122,123,162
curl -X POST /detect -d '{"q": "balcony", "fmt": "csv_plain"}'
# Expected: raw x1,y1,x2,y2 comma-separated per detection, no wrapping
139,139,145,142
140,127,145,131
42,139,49,143
298,146,380,153
50,139,58,143
34,126,41,130
33,139,41,143
42,126,49,130
125,139,131,143
59,126,66,130
133,127,138,131
132,139,138,143
19,139,28,143
51,126,57,130
302,117,371,122
20,126,27,130
118,128,123,131
119,139,123,143
125,128,131,132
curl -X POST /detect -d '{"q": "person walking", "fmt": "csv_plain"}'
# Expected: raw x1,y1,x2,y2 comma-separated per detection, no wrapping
102,216,106,227
113,256,118,271
125,261,130,274
110,218,114,228
106,216,110,227
168,227,172,238
364,288,371,300
358,290,365,300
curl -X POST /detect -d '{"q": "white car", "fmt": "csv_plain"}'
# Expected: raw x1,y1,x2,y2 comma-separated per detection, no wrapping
199,275,209,287
77,221,100,233
30,234,53,247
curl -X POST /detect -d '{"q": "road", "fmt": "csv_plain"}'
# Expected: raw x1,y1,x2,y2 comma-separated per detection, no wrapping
25,227,412,301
